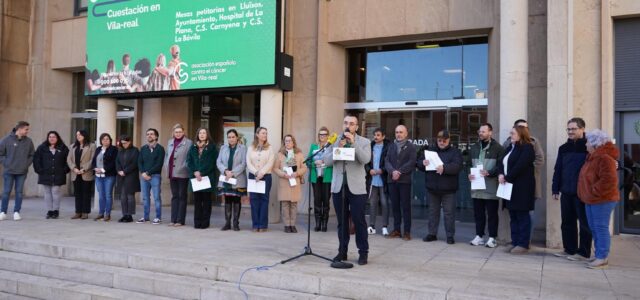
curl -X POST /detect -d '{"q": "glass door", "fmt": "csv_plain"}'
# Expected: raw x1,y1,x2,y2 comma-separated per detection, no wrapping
617,112,640,234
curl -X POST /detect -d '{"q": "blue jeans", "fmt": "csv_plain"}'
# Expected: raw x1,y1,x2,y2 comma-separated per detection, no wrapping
2,173,27,213
140,174,162,220
585,201,617,259
509,210,532,248
249,173,272,229
96,176,116,215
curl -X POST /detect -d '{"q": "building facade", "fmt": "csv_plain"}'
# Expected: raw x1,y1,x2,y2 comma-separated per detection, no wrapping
1,0,640,247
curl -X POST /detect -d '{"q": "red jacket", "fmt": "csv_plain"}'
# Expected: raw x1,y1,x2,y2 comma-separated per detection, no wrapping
577,142,620,204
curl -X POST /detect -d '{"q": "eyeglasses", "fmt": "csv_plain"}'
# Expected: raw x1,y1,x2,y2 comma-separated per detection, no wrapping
566,128,580,132
318,133,328,137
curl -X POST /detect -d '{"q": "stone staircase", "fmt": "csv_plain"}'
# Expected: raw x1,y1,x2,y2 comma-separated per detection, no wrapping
0,237,345,300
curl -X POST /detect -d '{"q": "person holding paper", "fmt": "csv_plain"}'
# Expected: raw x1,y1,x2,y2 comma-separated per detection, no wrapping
324,115,372,265
365,128,390,236
67,130,96,220
467,123,504,248
308,126,333,232
385,125,417,241
246,127,276,232
216,129,247,231
498,126,536,254
187,128,218,229
551,118,592,261
274,135,307,233
164,123,193,227
417,130,463,244
137,128,165,225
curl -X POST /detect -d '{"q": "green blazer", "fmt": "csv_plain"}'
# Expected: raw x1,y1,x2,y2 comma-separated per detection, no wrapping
308,143,333,184
187,142,219,192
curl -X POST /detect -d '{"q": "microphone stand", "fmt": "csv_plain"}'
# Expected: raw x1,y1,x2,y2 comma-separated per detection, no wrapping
280,141,334,265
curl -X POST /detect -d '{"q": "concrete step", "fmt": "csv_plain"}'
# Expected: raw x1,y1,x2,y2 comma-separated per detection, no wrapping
0,269,176,300
0,250,342,300
0,291,39,300
0,237,484,300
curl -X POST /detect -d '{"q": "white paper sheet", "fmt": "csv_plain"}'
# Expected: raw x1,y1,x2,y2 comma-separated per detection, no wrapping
218,175,237,185
284,167,297,187
190,176,212,192
248,179,266,194
470,168,486,190
424,150,444,171
496,182,513,200
333,147,355,161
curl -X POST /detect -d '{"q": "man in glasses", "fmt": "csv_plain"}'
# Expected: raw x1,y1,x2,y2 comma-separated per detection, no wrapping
551,118,592,261
418,130,463,244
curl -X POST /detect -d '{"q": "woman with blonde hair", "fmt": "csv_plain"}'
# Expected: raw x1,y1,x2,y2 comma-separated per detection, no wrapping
274,134,307,233
246,127,275,232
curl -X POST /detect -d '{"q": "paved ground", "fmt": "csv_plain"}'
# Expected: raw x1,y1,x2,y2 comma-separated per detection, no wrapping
1,197,639,299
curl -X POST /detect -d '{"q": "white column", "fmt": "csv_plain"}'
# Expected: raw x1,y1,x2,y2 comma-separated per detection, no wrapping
499,0,529,141
498,0,528,243
260,88,283,224
94,97,118,211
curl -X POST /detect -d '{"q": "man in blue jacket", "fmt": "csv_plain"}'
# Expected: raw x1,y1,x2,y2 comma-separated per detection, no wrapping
552,118,592,261
0,121,35,221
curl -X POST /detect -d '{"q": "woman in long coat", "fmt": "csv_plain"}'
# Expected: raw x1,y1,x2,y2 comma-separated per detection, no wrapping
498,126,536,254
115,134,140,223
273,134,307,233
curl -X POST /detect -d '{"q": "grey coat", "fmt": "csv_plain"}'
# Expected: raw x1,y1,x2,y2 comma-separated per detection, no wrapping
216,143,247,189
0,132,35,175
164,138,192,179
323,134,372,195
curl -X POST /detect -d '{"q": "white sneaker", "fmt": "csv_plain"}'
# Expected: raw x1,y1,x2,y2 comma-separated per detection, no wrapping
485,237,498,248
382,227,389,236
470,235,485,246
0,212,6,221
152,218,161,225
554,251,571,258
367,226,376,235
13,212,21,221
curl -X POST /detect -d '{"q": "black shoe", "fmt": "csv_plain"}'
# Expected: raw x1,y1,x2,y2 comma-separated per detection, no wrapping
447,237,455,244
46,211,52,219
423,235,437,242
333,252,347,262
284,226,292,233
221,223,231,231
52,210,59,219
291,226,298,233
125,215,134,223
358,253,368,265
118,216,126,223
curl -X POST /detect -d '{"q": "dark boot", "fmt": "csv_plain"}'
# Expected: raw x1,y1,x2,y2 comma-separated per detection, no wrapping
314,216,321,232
221,202,232,231
321,210,329,232
46,211,52,219
232,202,241,231
53,210,59,219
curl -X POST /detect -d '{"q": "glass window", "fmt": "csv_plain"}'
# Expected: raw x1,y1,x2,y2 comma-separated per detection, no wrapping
348,37,488,103
73,73,97,113
75,0,88,16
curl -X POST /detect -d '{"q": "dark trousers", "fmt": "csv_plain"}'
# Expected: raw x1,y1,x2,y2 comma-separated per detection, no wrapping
249,173,272,229
74,178,93,214
312,179,331,221
120,194,136,216
509,210,531,248
427,192,456,238
560,193,592,257
193,191,212,228
473,198,499,238
170,178,189,225
389,182,412,234
332,186,369,254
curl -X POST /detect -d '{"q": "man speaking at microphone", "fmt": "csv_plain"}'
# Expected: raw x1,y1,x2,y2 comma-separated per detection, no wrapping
323,115,372,265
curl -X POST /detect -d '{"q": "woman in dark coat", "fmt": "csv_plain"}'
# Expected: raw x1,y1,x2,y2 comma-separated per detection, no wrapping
498,126,536,254
91,133,118,221
115,135,140,223
33,131,70,219
187,128,218,229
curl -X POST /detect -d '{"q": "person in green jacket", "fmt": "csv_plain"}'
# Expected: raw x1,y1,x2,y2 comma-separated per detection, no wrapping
308,126,333,232
187,128,218,229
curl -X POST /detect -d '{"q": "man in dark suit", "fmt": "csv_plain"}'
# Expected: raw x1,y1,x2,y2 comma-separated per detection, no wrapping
385,125,417,241
324,115,372,265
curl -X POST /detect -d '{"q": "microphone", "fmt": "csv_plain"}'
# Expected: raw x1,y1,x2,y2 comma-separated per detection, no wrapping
340,128,350,141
